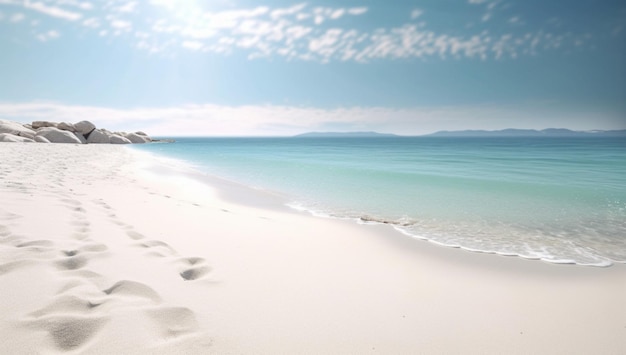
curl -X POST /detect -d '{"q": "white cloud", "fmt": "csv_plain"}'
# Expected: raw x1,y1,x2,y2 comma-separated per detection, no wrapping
330,9,345,20
508,16,522,25
347,7,368,16
110,19,131,30
308,28,343,61
182,40,203,50
270,3,306,19
296,12,309,21
36,29,60,41
0,1,593,63
10,12,24,22
82,17,99,28
55,0,93,10
23,1,82,21
411,9,423,19
116,1,137,13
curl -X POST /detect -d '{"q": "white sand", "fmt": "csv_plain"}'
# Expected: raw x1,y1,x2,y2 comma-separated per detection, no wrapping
0,143,624,354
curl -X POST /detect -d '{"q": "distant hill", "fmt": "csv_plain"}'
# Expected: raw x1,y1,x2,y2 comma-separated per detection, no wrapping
294,131,398,138
425,128,626,137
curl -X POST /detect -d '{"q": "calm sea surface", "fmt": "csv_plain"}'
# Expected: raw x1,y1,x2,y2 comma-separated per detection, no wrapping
134,136,626,267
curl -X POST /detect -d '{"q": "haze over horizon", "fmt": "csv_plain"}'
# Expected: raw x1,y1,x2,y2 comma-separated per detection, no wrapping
1,0,625,136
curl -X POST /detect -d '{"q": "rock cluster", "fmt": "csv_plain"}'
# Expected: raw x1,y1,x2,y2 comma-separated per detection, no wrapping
0,119,152,144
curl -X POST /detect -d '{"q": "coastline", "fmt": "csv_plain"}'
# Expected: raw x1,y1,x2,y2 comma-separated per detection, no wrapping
1,143,624,354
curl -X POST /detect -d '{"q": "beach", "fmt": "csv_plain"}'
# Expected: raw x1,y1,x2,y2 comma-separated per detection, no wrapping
1,143,625,354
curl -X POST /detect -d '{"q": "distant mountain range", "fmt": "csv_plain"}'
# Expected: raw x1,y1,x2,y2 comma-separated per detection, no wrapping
294,129,626,138
294,131,398,138
424,128,626,137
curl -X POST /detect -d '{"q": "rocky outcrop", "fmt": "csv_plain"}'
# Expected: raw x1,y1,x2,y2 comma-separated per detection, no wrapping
31,121,58,129
110,135,132,144
73,132,87,144
35,135,51,143
124,132,150,144
0,119,36,138
74,120,96,136
36,127,84,144
57,122,76,132
86,129,111,144
0,133,35,143
0,119,154,145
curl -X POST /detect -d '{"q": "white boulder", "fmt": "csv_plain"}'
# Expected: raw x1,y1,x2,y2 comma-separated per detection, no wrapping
57,122,76,132
74,120,96,136
0,119,36,137
73,132,87,144
18,130,35,140
110,135,132,144
125,132,150,143
32,121,58,129
35,135,51,143
0,133,35,142
36,127,83,144
86,129,111,144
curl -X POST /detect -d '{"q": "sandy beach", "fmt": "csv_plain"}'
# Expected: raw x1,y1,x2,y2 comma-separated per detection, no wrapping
0,143,624,354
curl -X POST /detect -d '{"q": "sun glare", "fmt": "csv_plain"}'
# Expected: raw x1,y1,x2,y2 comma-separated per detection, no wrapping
152,0,205,17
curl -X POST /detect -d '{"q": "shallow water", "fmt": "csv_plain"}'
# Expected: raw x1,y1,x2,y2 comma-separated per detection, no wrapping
135,136,626,266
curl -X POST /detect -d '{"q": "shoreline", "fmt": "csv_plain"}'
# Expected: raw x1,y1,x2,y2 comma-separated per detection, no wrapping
1,143,624,354
133,145,623,268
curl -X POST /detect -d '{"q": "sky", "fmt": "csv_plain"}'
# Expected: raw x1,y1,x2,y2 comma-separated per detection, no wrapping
0,0,625,136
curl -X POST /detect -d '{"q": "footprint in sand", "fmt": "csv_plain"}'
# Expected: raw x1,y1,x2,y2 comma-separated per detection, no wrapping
0,260,38,276
177,257,212,281
28,315,109,351
70,219,90,228
92,199,112,210
126,230,145,240
17,240,54,248
80,243,109,253
29,294,104,318
15,240,56,254
55,256,88,271
136,240,177,258
146,306,199,338
102,280,162,303
60,199,86,215
56,278,103,294
54,241,109,271
55,254,88,271
0,211,22,221
0,224,11,237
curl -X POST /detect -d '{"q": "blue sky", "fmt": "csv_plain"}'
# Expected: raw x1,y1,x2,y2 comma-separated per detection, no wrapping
0,0,624,135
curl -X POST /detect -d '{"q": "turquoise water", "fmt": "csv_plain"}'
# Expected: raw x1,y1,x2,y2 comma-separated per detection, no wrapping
135,137,626,267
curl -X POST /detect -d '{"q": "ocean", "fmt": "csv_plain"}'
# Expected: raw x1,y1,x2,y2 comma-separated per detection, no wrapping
134,136,626,267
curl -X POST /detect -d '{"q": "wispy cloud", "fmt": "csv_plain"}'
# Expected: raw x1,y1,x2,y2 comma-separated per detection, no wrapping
410,9,423,19
36,29,60,41
24,1,82,21
0,1,602,62
10,12,23,22
347,7,368,16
